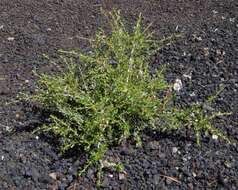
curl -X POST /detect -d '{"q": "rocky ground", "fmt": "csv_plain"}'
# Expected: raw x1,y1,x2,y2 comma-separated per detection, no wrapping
0,0,237,189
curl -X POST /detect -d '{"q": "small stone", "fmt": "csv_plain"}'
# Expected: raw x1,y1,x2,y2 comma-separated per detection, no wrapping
190,92,196,97
173,79,182,92
101,177,109,187
203,47,209,57
67,175,73,182
212,10,218,14
5,126,12,132
35,136,39,140
86,168,94,178
188,183,193,189
19,154,27,164
25,79,29,83
166,178,172,185
159,153,166,159
153,174,160,185
15,113,20,118
212,134,218,140
229,18,235,22
7,37,15,41
195,36,202,41
31,167,40,182
58,182,67,190
183,73,192,79
148,141,160,150
224,162,232,168
1,155,4,160
172,147,178,154
119,173,126,180
108,174,113,178
120,149,131,156
0,25,3,29
192,172,197,177
49,172,58,180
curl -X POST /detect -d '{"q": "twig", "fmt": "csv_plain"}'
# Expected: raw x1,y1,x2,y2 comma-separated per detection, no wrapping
159,174,181,184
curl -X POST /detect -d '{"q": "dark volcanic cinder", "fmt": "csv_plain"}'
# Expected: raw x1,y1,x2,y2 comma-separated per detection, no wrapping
0,0,237,189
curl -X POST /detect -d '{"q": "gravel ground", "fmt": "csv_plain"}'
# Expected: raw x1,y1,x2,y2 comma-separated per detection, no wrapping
0,0,237,189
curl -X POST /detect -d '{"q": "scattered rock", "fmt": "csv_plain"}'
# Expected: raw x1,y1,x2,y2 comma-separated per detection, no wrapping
86,169,94,179
7,37,15,41
147,141,160,150
183,73,192,79
229,18,235,22
173,79,182,92
192,172,196,177
49,172,58,180
5,126,12,132
203,47,209,57
172,147,178,154
101,177,109,187
212,134,218,140
119,173,126,180
224,162,232,168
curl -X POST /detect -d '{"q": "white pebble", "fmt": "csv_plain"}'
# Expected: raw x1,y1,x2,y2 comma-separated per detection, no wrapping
49,172,57,180
172,147,178,154
1,156,4,160
183,73,192,79
212,134,218,140
212,10,218,14
0,25,3,29
108,174,114,178
7,37,15,41
197,36,202,41
35,136,39,140
173,79,182,92
230,18,235,22
119,173,126,180
190,92,196,97
5,126,11,132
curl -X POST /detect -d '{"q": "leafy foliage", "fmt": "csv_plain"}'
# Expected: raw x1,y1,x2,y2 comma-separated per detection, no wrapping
29,10,230,176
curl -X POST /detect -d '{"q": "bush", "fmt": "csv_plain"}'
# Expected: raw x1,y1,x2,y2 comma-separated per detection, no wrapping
29,10,230,177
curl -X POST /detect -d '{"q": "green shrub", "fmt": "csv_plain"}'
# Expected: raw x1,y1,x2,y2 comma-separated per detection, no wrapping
29,10,230,177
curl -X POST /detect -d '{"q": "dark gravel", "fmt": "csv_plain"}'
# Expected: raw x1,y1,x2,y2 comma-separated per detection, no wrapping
0,0,237,189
